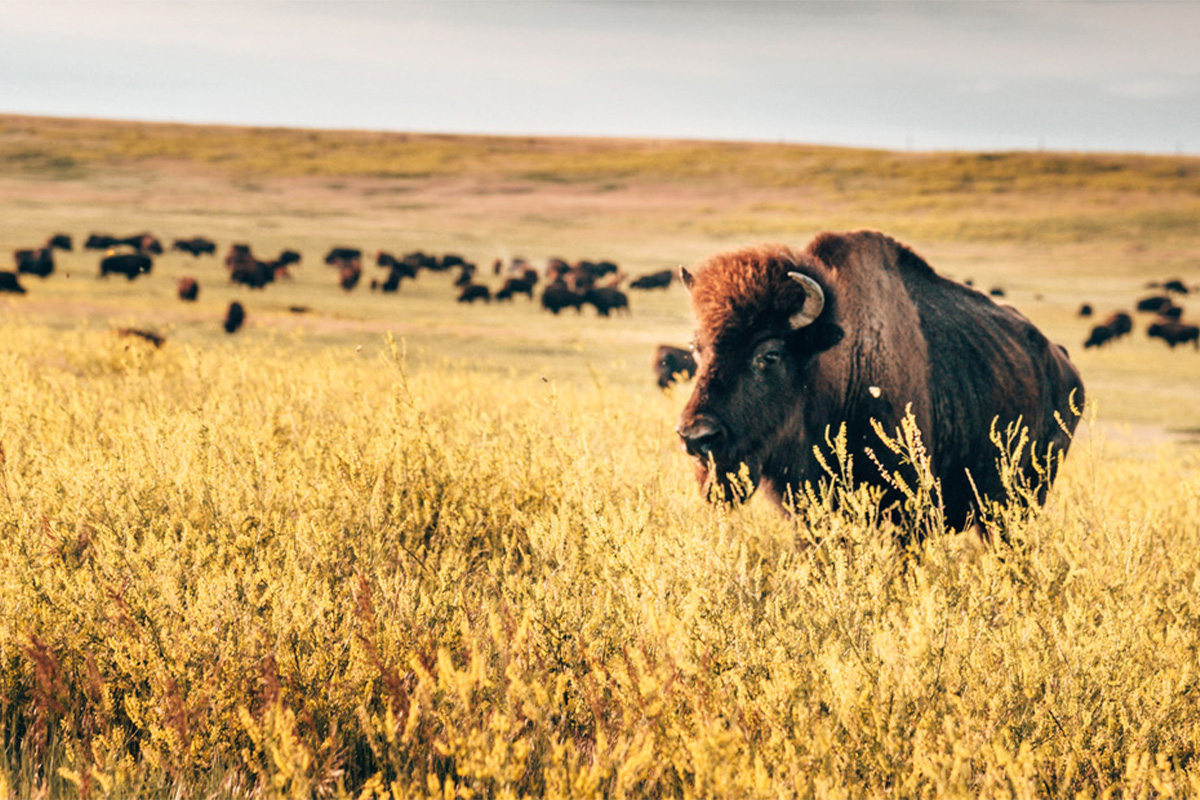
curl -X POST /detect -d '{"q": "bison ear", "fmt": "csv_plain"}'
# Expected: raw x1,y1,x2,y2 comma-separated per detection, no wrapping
680,266,694,290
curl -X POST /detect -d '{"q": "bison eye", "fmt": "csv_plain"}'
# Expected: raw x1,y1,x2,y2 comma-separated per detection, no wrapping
754,349,782,370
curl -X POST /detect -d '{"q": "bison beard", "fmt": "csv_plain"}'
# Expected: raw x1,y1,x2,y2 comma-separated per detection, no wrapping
675,230,1084,535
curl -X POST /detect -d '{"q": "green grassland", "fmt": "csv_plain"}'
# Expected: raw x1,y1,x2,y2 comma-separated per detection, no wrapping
2,115,1200,798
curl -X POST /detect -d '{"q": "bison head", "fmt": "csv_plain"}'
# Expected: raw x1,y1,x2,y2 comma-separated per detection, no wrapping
676,245,844,504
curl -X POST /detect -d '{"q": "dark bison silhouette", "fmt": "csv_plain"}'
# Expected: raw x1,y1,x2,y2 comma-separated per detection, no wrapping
654,345,697,389
100,253,152,279
177,276,199,301
675,230,1084,534
584,287,629,317
172,237,217,257
631,270,674,290
224,301,246,334
14,248,54,277
1147,319,1199,349
1084,311,1133,348
0,271,26,293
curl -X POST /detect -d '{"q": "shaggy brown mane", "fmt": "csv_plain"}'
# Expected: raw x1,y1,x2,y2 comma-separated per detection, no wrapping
688,243,829,345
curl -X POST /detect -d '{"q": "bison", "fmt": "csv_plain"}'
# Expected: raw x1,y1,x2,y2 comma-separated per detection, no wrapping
541,283,586,315
172,237,217,257
177,276,199,301
1147,319,1199,349
654,344,697,389
496,276,535,301
15,248,54,277
100,253,152,279
224,301,246,334
1084,311,1133,348
674,231,1084,535
631,270,674,290
0,271,27,294
584,287,629,317
47,233,73,251
457,283,491,303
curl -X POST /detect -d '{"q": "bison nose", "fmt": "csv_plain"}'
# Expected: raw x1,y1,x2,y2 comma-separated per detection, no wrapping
676,417,726,459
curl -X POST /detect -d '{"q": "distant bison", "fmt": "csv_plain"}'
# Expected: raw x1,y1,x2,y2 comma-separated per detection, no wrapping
541,283,586,314
1077,303,1093,317
0,271,27,294
15,248,53,277
584,287,629,317
457,283,491,303
172,237,217,257
675,230,1083,534
1084,311,1133,348
325,246,362,265
630,270,674,290
100,253,152,279
47,233,73,251
496,276,535,301
654,344,697,389
177,276,199,301
1147,319,1199,349
224,301,246,334
1136,295,1174,313
1163,279,1190,295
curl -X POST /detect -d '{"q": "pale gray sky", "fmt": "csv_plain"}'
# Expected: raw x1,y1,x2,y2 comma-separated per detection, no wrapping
3,1,1199,154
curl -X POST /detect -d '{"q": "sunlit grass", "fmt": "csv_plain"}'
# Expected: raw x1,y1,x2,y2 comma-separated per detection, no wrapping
2,320,1199,798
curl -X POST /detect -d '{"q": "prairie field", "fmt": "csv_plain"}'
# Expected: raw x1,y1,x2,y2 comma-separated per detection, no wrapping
2,114,1200,799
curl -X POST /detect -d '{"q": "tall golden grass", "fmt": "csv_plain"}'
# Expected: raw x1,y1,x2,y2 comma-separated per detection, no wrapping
2,319,1199,799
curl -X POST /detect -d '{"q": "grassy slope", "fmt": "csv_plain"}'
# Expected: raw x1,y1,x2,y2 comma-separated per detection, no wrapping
3,114,1199,430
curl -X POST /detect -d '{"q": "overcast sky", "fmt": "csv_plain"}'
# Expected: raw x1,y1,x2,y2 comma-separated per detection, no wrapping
3,1,1199,155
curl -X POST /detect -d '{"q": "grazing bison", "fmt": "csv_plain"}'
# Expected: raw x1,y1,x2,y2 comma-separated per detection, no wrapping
1084,311,1133,348
336,258,362,290
584,287,629,317
631,270,674,290
1147,319,1199,349
654,344,697,389
1163,279,1190,295
457,283,491,303
48,233,73,251
100,253,152,279
0,271,27,294
1137,295,1173,313
172,236,217,257
496,276,536,301
15,248,54,277
541,283,586,314
177,276,199,301
224,302,246,334
675,231,1084,534
85,233,117,250
325,246,362,265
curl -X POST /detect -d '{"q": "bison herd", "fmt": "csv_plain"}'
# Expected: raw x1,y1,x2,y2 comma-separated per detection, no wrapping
3,231,685,363
1081,279,1198,351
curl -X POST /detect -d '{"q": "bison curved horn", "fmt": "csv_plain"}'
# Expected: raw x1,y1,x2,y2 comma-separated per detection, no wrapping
680,266,695,290
787,271,825,329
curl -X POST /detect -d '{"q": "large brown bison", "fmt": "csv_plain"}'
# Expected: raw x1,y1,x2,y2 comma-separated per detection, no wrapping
675,231,1084,534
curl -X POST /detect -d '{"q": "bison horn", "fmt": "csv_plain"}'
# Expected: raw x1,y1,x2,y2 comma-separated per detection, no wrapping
787,271,825,328
680,266,695,290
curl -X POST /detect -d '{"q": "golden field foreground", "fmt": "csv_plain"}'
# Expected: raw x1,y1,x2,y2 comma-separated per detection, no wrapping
2,115,1200,798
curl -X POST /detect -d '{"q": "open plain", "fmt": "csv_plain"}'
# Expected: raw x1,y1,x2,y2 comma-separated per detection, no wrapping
2,115,1200,798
